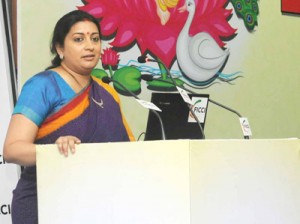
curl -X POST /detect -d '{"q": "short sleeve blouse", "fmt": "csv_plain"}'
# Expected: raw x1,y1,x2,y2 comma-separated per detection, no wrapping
13,70,76,126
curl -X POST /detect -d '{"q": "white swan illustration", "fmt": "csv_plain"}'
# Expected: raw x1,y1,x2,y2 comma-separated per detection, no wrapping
176,0,229,82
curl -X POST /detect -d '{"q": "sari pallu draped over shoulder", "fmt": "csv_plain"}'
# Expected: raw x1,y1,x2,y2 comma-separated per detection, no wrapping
35,77,134,144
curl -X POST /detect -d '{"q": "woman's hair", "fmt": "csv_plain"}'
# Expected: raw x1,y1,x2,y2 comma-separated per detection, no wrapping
46,10,101,70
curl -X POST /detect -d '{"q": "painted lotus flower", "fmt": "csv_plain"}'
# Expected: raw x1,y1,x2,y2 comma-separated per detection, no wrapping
101,47,120,67
78,0,236,68
95,47,142,95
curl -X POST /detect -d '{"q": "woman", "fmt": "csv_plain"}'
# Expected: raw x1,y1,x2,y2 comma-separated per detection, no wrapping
3,10,134,223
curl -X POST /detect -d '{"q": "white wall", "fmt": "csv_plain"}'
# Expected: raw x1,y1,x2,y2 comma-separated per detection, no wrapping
0,1,20,223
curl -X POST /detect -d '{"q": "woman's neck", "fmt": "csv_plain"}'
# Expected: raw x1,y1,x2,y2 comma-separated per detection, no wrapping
60,62,92,92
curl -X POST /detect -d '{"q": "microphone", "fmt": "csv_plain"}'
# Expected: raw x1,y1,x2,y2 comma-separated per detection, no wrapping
102,76,112,84
138,56,206,139
101,76,167,140
137,56,157,63
138,56,251,139
140,74,154,81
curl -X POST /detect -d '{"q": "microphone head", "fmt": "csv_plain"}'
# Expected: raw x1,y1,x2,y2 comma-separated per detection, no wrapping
141,74,154,81
101,76,111,84
137,56,147,63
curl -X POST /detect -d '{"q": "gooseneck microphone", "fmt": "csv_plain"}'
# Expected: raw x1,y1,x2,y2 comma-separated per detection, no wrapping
138,56,206,139
138,56,250,139
138,56,157,63
101,76,166,140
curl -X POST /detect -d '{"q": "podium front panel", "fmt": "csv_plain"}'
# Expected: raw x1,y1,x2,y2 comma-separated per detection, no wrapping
190,139,300,224
37,140,191,224
37,139,300,224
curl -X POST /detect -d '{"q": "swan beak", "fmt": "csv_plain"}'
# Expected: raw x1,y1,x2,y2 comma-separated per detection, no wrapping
178,4,187,13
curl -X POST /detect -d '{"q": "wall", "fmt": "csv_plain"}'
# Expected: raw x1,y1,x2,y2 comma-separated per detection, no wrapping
18,0,300,140
0,1,20,223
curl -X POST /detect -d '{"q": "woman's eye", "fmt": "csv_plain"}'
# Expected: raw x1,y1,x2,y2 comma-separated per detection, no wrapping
92,37,100,42
74,37,83,42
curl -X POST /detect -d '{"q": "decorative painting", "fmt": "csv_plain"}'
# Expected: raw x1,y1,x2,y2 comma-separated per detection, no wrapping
76,0,260,96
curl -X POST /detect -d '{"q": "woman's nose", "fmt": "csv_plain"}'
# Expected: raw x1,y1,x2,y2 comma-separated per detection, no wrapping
85,39,95,50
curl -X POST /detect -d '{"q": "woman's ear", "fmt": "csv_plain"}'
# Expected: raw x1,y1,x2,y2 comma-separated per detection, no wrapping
55,44,64,60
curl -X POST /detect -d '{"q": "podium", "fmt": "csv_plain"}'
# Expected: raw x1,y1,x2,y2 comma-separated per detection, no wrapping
37,139,300,224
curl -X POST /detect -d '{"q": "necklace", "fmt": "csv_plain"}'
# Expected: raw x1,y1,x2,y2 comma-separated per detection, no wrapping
91,97,104,108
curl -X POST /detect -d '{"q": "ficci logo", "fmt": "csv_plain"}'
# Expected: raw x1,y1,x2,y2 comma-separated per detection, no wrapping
189,99,206,118
193,99,206,113
0,154,6,165
0,204,11,215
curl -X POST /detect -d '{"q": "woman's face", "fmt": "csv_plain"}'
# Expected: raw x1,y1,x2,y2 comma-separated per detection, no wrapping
57,20,101,75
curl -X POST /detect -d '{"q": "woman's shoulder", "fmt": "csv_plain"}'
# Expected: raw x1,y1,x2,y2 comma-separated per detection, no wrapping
23,70,70,95
25,70,60,85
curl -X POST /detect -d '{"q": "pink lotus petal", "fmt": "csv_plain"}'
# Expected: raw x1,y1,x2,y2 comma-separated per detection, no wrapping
79,0,236,67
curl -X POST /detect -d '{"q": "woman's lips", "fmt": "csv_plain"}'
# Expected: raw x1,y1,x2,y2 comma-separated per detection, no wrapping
82,54,95,60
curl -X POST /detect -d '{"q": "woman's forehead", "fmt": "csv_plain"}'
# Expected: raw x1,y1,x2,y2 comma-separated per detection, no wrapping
69,21,99,34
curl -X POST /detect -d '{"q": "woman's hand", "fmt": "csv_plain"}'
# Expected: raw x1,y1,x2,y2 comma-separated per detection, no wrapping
55,136,81,157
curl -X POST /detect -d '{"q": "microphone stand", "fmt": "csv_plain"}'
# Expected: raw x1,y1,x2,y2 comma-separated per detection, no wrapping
144,57,206,139
102,77,167,140
138,56,250,140
162,81,249,139
174,84,250,140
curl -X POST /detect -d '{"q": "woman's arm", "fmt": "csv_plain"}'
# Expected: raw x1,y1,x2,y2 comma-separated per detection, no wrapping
3,114,82,166
3,114,38,166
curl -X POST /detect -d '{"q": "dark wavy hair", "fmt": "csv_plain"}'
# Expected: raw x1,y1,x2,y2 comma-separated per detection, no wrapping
46,10,101,70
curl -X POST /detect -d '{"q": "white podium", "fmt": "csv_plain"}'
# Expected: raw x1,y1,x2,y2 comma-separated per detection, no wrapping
37,139,300,224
